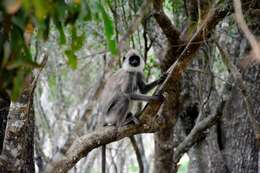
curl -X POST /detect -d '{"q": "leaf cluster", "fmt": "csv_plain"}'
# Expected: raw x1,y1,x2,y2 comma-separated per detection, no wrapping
0,0,117,99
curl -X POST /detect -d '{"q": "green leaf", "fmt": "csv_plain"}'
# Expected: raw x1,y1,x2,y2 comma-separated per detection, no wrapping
65,3,80,25
54,19,66,45
21,0,31,11
43,16,50,40
108,39,117,55
99,4,113,38
81,1,92,21
8,26,39,69
70,25,85,51
11,69,26,100
97,2,118,55
11,10,28,30
32,0,49,20
65,49,77,69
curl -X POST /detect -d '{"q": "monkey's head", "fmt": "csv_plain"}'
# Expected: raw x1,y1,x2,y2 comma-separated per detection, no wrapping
122,49,144,72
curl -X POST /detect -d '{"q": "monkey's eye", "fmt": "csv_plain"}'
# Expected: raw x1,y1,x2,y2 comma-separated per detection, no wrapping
123,56,126,62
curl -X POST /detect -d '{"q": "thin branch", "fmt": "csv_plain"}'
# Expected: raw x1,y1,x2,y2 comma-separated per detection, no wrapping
31,55,48,93
174,99,225,161
233,0,260,61
152,0,181,44
186,68,232,85
119,0,153,53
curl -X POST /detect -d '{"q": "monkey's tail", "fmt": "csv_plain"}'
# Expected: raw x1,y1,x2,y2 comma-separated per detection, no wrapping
130,136,144,173
101,145,106,173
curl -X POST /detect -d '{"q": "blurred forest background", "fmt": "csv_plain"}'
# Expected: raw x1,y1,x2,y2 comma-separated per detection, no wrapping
0,0,260,173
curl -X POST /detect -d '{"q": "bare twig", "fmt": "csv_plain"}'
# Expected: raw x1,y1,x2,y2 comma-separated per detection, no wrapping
186,68,232,85
31,55,48,93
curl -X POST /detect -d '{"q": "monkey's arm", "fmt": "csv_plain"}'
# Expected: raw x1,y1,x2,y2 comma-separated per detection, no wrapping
137,73,167,94
130,93,163,102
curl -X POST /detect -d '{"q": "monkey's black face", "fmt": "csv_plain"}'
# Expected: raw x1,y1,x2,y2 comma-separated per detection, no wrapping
129,55,140,67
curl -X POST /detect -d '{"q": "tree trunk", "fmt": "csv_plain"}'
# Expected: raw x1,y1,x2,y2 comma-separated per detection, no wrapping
0,88,35,173
219,64,259,173
0,92,10,153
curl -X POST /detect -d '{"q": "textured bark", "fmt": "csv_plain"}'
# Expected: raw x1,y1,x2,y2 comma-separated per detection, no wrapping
220,88,258,173
219,64,259,173
0,92,10,153
153,44,180,173
0,88,35,173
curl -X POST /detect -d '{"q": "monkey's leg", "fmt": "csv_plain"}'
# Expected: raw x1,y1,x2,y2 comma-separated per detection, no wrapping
101,145,106,173
130,93,164,102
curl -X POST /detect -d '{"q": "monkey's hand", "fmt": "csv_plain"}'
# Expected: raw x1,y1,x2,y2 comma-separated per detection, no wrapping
154,93,165,102
122,112,140,126
157,72,168,84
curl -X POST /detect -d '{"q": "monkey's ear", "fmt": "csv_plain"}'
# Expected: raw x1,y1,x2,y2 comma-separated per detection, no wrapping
123,56,126,62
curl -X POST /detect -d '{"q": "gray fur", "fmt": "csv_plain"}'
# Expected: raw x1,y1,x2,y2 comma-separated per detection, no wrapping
100,49,165,127
100,70,140,126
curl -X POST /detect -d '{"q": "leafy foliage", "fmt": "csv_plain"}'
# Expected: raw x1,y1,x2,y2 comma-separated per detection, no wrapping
0,0,117,99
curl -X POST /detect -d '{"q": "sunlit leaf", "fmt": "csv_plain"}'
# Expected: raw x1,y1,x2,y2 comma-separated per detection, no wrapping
21,0,31,11
4,0,22,14
33,0,49,20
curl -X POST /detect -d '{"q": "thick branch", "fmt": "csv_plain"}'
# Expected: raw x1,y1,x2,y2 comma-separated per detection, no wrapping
45,121,156,173
152,0,181,44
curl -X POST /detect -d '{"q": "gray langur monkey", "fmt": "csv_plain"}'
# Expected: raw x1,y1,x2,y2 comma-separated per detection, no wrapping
100,49,166,126
99,49,166,173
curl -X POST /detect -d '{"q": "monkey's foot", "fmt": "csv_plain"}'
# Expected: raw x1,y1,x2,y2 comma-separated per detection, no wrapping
154,93,165,101
103,122,117,127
